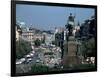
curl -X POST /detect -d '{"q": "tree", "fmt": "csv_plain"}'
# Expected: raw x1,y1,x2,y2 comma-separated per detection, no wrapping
16,40,32,59
89,17,96,37
52,41,55,45
41,36,45,44
31,64,49,73
82,38,95,58
34,38,41,47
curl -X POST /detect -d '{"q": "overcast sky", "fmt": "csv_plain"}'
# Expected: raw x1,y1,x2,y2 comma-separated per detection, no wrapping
16,4,95,31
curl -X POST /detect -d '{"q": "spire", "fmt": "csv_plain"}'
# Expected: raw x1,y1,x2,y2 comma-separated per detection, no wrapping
77,21,80,26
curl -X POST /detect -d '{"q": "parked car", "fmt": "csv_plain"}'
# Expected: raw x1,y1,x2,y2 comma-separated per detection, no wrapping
16,61,22,65
36,59,40,63
16,58,25,65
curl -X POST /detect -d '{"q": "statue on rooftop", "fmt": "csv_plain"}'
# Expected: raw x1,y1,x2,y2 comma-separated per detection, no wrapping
65,13,75,36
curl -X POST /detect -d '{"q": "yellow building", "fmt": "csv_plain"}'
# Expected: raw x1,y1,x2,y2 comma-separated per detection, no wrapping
16,25,22,41
22,31,44,44
22,31,34,42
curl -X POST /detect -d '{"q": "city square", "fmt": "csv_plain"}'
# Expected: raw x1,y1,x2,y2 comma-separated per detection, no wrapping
15,4,96,74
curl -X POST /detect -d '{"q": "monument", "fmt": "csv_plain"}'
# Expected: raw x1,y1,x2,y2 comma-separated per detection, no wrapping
63,13,81,68
65,13,75,36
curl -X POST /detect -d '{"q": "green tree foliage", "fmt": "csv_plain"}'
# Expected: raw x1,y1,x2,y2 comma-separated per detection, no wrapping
82,38,95,57
31,64,49,73
52,41,55,45
16,40,32,59
64,64,95,70
34,39,41,47
41,35,45,43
